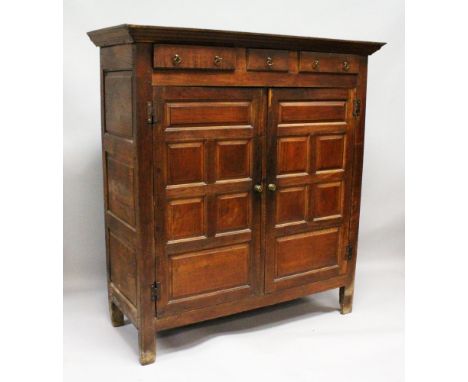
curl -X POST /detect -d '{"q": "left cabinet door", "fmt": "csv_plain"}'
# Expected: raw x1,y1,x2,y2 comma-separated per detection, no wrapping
153,87,266,317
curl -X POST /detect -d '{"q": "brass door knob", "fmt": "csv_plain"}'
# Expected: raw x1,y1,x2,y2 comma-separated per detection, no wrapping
266,57,273,68
172,54,182,66
268,183,277,192
214,55,223,66
253,184,263,193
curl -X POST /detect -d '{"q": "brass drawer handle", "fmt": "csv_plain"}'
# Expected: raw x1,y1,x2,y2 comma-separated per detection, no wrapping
172,54,182,66
312,59,320,70
253,184,263,193
266,56,273,68
268,183,277,192
342,60,350,72
214,55,223,66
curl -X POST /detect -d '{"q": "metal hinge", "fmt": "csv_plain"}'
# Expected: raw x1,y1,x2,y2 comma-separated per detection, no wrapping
345,245,353,261
147,101,156,125
151,282,160,301
352,99,361,118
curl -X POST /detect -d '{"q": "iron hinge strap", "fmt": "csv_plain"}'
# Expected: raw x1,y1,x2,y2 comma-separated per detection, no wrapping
345,245,353,261
151,282,160,301
353,99,361,118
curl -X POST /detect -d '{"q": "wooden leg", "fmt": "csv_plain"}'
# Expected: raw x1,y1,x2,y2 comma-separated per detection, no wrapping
138,329,156,365
339,283,354,315
109,301,125,327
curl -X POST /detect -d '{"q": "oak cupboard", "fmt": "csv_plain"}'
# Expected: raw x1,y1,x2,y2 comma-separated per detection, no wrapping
87,24,384,365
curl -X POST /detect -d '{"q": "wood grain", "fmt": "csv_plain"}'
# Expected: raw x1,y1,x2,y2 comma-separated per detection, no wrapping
154,44,236,70
88,24,385,56
89,26,382,364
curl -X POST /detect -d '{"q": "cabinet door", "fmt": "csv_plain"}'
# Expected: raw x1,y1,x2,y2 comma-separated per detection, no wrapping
265,88,356,293
154,87,265,317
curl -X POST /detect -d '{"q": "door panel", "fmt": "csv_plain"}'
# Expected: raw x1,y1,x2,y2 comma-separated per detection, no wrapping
265,88,355,293
154,87,265,316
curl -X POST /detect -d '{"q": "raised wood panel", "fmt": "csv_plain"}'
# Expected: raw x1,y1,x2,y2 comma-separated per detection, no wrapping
275,186,308,226
109,231,137,305
316,134,345,172
277,137,309,175
169,244,250,300
104,71,133,138
216,192,251,233
279,101,346,123
247,49,289,72
153,44,236,70
166,197,206,242
215,140,251,180
275,228,340,279
167,142,205,185
106,155,135,226
313,182,344,220
166,101,251,127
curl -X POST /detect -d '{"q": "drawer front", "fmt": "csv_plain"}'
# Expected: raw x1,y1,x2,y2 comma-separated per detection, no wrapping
247,49,289,72
299,52,360,73
153,44,236,70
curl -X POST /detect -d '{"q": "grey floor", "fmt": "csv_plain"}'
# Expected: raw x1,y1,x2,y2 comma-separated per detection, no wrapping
64,243,403,382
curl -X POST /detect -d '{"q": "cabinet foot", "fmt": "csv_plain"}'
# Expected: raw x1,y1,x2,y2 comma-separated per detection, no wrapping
109,301,125,327
339,284,354,315
139,330,156,365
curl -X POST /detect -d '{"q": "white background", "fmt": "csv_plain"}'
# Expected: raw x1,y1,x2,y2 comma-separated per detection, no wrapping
3,1,468,381
62,0,404,381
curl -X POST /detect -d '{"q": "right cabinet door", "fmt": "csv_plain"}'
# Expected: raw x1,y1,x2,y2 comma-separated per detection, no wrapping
265,88,356,293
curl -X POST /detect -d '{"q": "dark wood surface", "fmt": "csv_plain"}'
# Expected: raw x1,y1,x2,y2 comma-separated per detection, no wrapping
264,88,356,294
153,44,236,71
88,24,385,55
246,48,290,72
153,87,265,317
89,24,383,365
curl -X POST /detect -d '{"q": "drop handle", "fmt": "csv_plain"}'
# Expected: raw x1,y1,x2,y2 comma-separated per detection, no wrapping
268,183,277,192
266,56,273,67
213,55,223,66
253,184,263,193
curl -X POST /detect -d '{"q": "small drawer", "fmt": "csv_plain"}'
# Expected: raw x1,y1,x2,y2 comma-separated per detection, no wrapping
299,52,360,74
246,49,289,72
153,44,236,70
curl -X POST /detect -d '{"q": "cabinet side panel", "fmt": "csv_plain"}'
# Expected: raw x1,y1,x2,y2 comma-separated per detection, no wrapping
100,45,138,313
104,72,133,138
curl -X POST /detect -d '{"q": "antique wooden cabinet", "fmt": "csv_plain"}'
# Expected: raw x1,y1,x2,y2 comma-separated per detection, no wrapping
88,24,384,365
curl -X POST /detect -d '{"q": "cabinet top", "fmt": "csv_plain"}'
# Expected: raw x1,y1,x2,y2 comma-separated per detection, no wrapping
87,24,385,56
